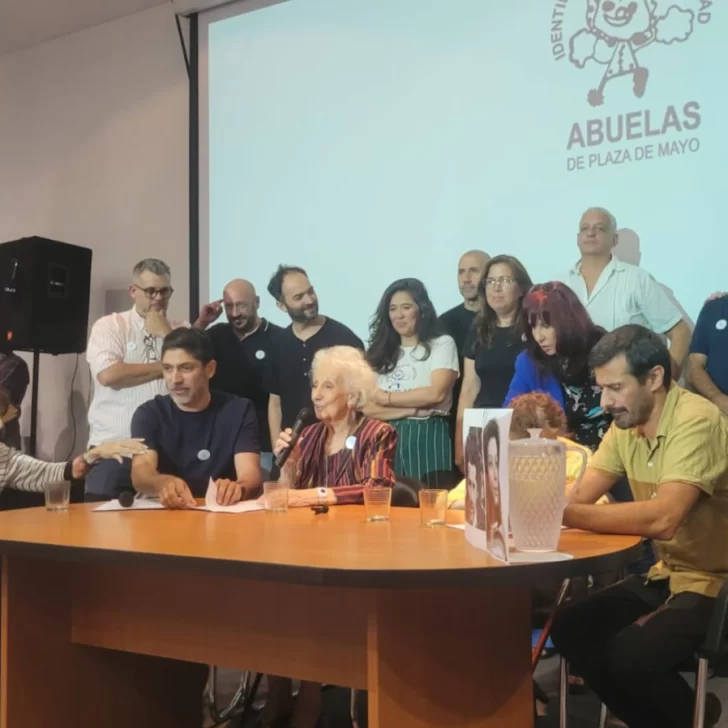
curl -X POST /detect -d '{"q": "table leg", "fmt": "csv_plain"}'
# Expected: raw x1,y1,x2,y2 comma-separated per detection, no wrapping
1,556,207,728
367,586,533,727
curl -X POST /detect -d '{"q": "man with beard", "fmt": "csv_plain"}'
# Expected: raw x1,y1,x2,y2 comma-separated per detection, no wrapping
265,265,363,444
131,328,261,509
439,249,490,357
195,280,282,476
550,324,728,728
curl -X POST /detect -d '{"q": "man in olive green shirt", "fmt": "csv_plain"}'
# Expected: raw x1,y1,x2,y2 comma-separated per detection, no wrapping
551,325,728,728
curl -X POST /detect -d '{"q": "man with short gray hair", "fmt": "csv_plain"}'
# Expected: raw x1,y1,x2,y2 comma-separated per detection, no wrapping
85,258,184,501
559,207,690,378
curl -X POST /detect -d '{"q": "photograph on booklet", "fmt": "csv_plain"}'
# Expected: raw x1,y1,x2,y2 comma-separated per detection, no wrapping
463,408,512,563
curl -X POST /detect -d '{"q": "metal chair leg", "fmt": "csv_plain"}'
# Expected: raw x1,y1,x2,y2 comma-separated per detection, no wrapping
693,656,709,728
350,688,360,728
559,656,568,728
206,667,261,726
598,702,608,728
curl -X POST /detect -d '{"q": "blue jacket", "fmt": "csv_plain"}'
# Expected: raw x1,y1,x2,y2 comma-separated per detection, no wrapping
503,351,565,409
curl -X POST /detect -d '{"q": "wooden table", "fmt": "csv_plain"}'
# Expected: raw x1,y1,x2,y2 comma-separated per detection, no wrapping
0,505,640,728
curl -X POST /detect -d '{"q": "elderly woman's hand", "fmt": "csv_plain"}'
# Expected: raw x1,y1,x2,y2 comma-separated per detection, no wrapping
273,429,294,457
86,439,149,464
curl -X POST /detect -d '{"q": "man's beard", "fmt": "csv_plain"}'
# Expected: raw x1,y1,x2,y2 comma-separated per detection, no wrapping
288,304,318,323
609,396,652,430
230,316,256,335
460,286,478,303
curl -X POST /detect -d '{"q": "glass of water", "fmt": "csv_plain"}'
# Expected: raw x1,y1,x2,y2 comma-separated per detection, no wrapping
263,481,289,513
418,489,447,527
363,487,392,522
45,481,70,512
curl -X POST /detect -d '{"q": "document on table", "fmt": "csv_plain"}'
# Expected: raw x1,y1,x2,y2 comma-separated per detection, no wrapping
93,497,165,512
195,479,264,514
93,480,264,514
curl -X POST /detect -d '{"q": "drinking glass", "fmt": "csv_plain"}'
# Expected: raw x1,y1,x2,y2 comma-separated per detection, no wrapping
263,481,289,513
363,487,391,522
45,481,70,512
418,489,447,527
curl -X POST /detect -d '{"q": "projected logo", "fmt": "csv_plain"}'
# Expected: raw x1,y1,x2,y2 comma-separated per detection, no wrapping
572,1,695,107
550,0,715,172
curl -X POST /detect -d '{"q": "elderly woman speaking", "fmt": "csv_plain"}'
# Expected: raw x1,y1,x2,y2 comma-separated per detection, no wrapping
273,345,397,507
262,346,397,728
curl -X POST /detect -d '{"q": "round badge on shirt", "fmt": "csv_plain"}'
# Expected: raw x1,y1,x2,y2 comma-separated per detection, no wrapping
716,319,727,331
256,350,266,360
345,436,357,450
198,449,211,461
127,341,137,351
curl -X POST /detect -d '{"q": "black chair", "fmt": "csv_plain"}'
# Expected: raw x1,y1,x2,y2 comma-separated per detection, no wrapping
390,477,425,507
572,580,728,728
689,579,728,727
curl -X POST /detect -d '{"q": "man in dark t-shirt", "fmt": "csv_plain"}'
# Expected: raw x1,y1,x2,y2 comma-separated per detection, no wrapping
439,250,490,357
194,279,283,476
265,265,363,439
687,297,728,416
131,328,261,509
439,250,490,454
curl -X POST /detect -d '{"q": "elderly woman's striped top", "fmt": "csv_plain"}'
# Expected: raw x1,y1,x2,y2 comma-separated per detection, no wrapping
294,416,397,505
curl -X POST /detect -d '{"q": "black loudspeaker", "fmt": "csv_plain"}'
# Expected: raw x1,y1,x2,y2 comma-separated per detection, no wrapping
0,237,92,354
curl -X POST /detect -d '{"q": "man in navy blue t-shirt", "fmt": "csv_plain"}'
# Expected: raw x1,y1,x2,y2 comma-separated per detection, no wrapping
687,297,728,417
131,328,261,509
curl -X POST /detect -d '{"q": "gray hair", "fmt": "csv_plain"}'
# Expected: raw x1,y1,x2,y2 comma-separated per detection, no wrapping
311,346,377,409
133,258,171,278
582,207,618,234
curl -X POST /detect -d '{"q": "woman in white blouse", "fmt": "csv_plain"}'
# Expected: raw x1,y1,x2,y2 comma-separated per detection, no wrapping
364,278,459,486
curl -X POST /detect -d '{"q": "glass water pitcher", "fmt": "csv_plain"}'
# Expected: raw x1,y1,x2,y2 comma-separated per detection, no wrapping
508,430,587,552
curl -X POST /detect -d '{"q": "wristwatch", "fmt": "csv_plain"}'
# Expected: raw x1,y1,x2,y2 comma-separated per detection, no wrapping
316,487,328,506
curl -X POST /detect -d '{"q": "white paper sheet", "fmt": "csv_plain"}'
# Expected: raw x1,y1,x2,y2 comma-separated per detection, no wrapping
195,478,264,514
93,480,264,514
93,497,165,512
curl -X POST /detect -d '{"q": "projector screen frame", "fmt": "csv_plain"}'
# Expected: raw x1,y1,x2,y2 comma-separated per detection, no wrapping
195,0,290,321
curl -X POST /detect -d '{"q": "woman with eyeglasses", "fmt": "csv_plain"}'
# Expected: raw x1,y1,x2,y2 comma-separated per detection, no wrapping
455,255,533,471
504,281,611,451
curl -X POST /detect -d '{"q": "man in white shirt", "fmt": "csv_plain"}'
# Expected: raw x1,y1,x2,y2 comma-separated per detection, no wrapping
85,258,185,500
559,207,691,378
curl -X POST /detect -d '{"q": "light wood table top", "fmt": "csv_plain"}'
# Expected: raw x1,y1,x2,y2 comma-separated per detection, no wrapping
0,504,641,588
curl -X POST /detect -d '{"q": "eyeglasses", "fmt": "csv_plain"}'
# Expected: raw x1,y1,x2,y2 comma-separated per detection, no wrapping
135,286,174,300
483,276,516,288
142,333,159,362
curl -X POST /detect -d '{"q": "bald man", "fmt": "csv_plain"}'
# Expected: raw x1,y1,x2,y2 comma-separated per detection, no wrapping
195,280,283,474
558,207,691,378
439,250,490,357
438,250,490,463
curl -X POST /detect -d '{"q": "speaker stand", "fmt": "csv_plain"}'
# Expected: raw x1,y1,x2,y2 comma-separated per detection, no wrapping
29,350,40,457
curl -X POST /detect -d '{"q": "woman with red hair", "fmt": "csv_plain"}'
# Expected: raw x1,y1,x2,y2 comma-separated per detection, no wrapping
504,281,610,450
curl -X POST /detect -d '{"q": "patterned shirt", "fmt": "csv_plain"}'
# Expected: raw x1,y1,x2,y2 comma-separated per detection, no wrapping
294,417,397,505
561,374,611,451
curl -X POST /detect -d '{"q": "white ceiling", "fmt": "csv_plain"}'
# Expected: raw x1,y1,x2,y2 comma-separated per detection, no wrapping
0,0,168,57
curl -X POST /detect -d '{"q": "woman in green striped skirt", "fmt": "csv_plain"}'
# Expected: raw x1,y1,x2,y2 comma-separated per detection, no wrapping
363,278,459,487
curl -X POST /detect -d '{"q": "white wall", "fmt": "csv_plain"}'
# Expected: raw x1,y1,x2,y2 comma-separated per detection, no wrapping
0,3,189,459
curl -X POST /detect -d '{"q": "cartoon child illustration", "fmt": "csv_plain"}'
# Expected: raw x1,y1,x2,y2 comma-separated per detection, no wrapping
569,0,695,107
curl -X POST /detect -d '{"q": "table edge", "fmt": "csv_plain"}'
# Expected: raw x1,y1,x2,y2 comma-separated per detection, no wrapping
0,537,643,589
